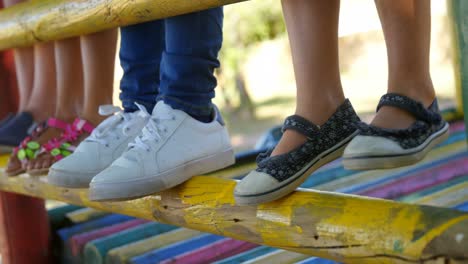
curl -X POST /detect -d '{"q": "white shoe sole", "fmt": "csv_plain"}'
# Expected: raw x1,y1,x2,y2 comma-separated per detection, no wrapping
343,123,450,170
89,148,236,202
234,132,358,205
48,169,97,188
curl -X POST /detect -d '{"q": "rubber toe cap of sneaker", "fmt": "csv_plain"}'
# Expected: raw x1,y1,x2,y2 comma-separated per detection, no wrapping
234,170,280,196
343,135,404,158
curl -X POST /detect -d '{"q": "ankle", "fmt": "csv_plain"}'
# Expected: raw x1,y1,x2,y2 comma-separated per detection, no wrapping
80,112,106,127
295,94,345,126
388,79,436,107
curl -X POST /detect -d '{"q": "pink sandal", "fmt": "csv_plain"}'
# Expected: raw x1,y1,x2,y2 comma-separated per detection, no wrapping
27,118,95,176
6,118,70,177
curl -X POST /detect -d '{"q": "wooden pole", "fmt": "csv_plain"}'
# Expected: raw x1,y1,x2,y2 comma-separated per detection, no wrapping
0,169,465,263
0,0,247,50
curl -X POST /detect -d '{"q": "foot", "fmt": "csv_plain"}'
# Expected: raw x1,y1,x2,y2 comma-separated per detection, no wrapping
343,93,449,170
48,104,149,188
88,101,235,201
5,118,70,176
234,99,360,205
0,112,35,154
26,118,95,176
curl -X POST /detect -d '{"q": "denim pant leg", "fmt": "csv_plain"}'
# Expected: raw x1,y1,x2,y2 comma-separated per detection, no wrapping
119,20,165,112
158,8,224,117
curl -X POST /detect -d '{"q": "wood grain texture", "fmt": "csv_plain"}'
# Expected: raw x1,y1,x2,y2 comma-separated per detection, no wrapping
0,0,247,50
0,168,466,263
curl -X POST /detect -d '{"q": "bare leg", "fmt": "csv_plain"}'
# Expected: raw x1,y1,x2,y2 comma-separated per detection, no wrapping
25,38,83,172
26,43,57,121
372,0,435,129
80,29,117,126
4,0,40,114
54,37,84,122
272,0,344,156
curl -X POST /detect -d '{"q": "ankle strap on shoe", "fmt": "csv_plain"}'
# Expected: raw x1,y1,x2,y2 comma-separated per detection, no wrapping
377,93,440,123
282,115,320,139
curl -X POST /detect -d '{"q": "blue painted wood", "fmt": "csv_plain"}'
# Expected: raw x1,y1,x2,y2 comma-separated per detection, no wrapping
213,246,277,264
297,257,339,264
455,201,468,211
58,214,134,241
398,175,468,203
83,222,177,264
130,234,224,264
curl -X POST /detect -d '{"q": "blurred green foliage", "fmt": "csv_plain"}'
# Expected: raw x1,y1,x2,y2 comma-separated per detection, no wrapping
218,0,286,118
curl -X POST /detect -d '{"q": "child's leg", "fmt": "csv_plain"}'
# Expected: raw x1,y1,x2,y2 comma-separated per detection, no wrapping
272,0,345,156
119,20,165,112
48,21,165,187
80,29,117,125
87,9,235,201
54,38,84,122
158,7,223,122
234,0,362,205
3,0,34,113
23,38,84,173
343,1,447,170
372,0,435,129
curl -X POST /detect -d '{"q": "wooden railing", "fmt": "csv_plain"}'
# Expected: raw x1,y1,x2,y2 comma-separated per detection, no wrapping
0,0,467,263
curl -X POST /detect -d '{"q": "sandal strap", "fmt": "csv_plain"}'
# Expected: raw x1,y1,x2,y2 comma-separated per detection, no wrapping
282,115,320,139
72,118,95,134
376,93,439,123
47,118,70,130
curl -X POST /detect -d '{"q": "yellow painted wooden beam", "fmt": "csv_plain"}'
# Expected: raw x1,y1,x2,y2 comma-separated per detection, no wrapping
0,0,247,50
0,166,466,263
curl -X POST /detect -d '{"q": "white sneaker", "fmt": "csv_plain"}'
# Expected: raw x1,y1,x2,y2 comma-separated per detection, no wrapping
89,101,235,201
48,104,150,188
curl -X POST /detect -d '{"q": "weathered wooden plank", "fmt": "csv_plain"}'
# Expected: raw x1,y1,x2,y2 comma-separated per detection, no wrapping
66,207,109,224
84,222,177,264
158,238,257,264
0,0,248,50
70,218,147,256
106,228,203,264
244,250,308,264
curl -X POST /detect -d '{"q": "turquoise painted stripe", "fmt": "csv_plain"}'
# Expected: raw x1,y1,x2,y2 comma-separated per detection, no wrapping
213,246,277,264
83,222,177,264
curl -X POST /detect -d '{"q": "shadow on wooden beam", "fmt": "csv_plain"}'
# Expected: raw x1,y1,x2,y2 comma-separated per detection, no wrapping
0,156,467,263
0,0,247,50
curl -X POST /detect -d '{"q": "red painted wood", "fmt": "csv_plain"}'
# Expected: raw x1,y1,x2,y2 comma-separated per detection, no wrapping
0,3,51,263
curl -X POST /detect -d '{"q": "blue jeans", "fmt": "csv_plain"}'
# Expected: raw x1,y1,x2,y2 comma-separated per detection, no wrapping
119,8,223,116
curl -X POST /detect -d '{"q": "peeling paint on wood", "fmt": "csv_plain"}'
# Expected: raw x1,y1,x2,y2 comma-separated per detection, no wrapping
0,0,249,50
0,158,467,263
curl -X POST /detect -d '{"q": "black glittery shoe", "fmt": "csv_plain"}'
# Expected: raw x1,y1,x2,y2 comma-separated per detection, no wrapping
234,99,360,205
343,93,449,170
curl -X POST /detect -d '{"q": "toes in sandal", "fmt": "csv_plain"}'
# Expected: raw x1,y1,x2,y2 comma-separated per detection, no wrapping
5,118,69,177
343,93,449,170
234,99,360,205
27,118,94,176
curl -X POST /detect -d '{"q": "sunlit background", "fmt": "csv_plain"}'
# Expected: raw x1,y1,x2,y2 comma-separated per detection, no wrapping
111,0,456,152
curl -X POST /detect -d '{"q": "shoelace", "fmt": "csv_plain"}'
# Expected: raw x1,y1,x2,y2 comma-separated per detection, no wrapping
128,104,176,152
87,104,147,146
